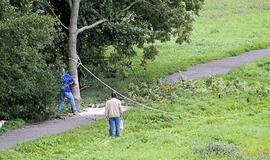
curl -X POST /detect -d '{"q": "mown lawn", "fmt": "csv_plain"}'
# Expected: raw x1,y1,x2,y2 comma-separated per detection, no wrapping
1,58,269,159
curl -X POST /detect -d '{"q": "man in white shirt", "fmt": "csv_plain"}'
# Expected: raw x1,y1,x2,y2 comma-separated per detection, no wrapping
105,92,122,137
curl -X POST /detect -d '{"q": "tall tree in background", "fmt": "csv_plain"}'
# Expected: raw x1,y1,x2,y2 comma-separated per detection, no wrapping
51,0,205,109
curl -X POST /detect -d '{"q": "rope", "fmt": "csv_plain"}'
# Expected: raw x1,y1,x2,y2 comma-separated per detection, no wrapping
69,57,178,116
153,83,172,103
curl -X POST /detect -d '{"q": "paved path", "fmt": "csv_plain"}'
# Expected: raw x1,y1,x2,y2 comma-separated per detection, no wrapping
1,47,270,151
0,107,130,150
164,47,270,83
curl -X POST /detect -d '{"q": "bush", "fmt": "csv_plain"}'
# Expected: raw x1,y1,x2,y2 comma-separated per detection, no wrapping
0,10,63,121
193,139,242,159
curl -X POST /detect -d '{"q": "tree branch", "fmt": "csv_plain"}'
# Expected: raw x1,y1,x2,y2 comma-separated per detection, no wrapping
66,0,73,9
118,1,163,24
50,7,69,30
45,0,69,30
77,0,145,34
115,0,142,19
77,19,108,34
143,1,163,16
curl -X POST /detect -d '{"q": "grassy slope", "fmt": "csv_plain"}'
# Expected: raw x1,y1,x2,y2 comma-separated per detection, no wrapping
137,0,270,81
81,0,270,104
0,58,269,159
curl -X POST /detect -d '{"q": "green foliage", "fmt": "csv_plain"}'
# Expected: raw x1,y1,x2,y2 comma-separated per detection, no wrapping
126,69,269,108
0,3,63,121
45,0,204,79
0,0,15,20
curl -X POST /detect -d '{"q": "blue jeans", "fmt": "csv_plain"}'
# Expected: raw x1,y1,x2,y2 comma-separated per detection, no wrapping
109,117,120,137
58,92,77,113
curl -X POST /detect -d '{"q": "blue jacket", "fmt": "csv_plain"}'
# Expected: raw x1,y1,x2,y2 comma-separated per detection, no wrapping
61,73,74,92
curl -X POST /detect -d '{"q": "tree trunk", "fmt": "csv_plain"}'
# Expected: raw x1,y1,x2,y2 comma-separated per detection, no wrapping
66,0,141,110
68,0,81,110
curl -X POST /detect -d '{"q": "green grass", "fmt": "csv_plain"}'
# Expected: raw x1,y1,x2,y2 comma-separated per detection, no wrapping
139,0,270,81
1,57,269,159
0,119,25,135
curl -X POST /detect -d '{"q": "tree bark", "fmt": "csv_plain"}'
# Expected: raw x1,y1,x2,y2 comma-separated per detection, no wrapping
68,0,81,110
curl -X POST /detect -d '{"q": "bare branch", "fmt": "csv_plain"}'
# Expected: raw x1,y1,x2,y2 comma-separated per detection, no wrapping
77,19,108,34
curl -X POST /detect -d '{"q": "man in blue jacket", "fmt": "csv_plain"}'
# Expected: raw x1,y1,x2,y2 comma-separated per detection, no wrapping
58,68,78,115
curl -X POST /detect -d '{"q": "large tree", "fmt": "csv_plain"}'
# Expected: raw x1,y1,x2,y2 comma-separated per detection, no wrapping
49,0,204,109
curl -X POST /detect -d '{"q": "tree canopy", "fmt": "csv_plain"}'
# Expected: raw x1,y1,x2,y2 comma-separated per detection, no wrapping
44,0,204,76
0,0,204,120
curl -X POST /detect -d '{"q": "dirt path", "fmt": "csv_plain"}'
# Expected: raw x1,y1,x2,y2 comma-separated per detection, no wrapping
1,47,270,151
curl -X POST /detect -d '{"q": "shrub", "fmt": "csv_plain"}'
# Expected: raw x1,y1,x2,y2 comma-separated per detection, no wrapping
192,139,242,159
0,10,63,121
